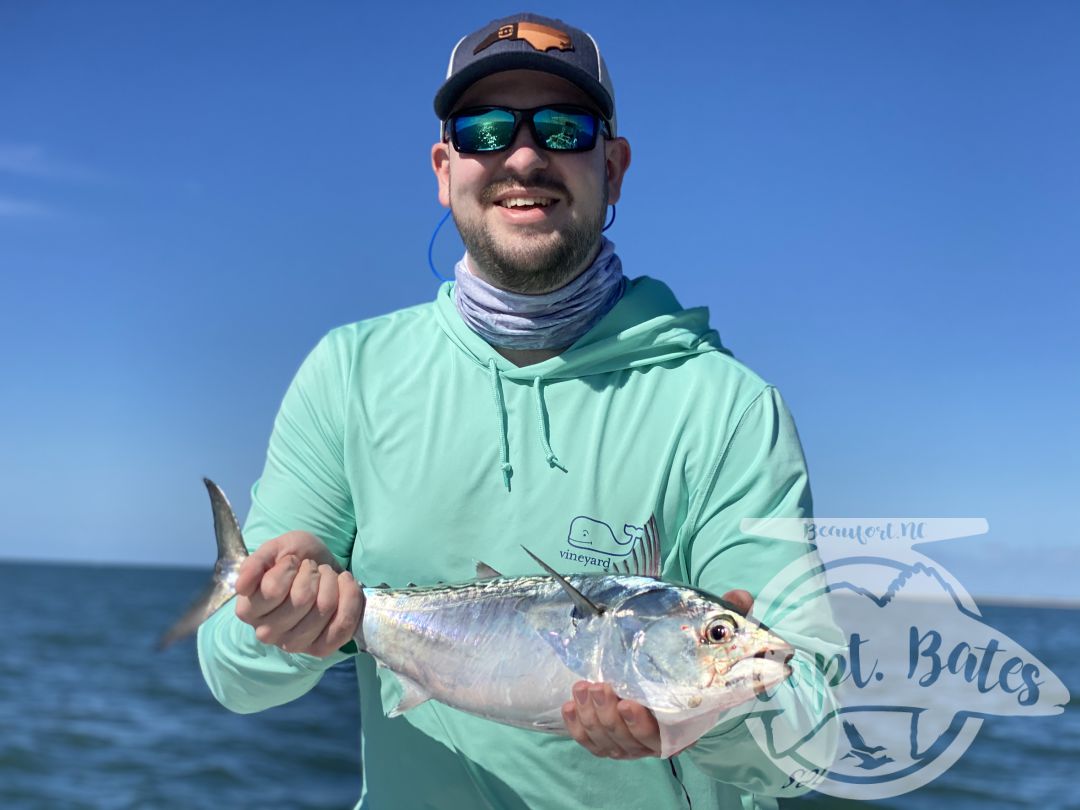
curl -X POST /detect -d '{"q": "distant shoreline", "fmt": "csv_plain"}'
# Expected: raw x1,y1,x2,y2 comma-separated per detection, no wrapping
969,594,1080,610
4,555,1078,610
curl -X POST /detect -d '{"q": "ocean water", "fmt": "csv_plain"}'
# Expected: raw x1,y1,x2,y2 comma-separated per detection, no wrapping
2,561,1077,809
1,563,359,809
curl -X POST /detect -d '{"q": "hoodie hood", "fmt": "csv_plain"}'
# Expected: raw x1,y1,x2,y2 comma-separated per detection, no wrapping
433,276,731,491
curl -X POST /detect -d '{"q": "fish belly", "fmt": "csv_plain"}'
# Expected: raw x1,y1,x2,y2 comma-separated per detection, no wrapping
360,581,594,730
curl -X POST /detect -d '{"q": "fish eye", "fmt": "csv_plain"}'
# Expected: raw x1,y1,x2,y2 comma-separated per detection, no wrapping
704,615,738,644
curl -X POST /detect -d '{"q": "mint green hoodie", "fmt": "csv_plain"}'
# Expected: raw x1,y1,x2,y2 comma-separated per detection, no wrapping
198,277,840,809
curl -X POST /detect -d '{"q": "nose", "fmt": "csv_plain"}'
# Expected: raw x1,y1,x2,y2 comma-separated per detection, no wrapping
500,121,549,176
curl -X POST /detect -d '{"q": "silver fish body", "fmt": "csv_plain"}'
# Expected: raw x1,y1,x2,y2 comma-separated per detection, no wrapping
163,480,795,756
362,574,649,730
362,573,794,748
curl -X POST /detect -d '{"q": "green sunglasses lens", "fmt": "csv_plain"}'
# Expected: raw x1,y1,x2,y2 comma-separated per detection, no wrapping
450,107,603,153
532,108,598,151
454,109,517,152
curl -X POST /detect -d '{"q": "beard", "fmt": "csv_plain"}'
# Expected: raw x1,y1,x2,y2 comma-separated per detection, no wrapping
451,172,608,294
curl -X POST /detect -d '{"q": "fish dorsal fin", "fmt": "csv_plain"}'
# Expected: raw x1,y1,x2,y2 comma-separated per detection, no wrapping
475,561,503,580
521,546,604,618
617,515,663,578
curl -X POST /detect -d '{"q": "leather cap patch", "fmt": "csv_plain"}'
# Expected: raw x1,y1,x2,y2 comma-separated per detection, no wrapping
474,21,573,54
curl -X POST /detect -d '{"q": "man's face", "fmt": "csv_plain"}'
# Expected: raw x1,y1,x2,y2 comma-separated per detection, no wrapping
432,70,630,294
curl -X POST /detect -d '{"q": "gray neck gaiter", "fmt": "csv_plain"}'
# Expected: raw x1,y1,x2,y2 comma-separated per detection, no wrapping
453,237,625,350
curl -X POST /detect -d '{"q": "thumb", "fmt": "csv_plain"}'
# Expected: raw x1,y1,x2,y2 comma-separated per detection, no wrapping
721,588,754,616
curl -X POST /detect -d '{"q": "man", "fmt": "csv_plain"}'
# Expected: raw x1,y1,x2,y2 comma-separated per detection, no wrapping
198,12,838,809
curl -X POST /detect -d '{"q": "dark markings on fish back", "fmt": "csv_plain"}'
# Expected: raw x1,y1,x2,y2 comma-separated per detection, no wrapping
374,575,553,601
370,574,671,605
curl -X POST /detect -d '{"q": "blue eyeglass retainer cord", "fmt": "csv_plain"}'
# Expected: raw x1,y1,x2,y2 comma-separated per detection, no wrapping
428,209,453,282
427,205,616,283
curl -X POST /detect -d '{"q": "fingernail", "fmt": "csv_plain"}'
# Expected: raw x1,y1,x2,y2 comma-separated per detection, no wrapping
618,705,635,724
591,687,609,707
574,684,588,706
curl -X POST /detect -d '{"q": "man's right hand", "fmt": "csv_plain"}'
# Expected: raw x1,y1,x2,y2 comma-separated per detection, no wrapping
233,530,363,658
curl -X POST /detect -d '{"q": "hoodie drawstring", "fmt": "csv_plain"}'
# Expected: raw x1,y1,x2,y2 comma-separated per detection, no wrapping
533,377,567,472
487,359,513,491
486,361,568,490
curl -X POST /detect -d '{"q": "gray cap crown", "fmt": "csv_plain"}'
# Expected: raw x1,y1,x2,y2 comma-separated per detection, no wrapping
434,12,617,136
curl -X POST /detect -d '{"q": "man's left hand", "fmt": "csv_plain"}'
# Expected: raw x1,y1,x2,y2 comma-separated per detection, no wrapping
562,681,661,759
561,588,754,760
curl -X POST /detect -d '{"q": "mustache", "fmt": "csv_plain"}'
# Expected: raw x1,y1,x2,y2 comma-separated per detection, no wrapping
480,174,572,205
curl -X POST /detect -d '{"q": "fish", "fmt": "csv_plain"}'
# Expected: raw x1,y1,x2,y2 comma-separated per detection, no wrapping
162,479,796,757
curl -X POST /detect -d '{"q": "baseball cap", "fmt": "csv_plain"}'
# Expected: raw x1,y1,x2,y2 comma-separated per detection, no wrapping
434,13,617,136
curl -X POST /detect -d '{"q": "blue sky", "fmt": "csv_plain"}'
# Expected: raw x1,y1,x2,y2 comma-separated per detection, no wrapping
1,2,1077,600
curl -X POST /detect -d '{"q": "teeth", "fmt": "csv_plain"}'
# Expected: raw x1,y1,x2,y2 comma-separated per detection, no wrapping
499,197,552,208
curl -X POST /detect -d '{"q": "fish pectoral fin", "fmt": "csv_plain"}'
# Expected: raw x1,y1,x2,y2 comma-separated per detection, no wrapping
532,718,565,732
475,561,503,579
387,673,432,718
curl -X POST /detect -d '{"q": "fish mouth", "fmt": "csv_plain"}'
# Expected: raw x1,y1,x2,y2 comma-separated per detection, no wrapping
749,643,795,696
703,642,794,699
753,642,795,664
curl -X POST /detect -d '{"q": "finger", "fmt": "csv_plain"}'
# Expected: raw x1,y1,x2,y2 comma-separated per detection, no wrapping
237,555,300,621
277,530,342,572
278,564,339,653
572,682,622,757
235,539,286,597
589,684,657,758
254,558,321,646
616,700,662,754
310,571,364,656
722,588,754,615
562,700,605,757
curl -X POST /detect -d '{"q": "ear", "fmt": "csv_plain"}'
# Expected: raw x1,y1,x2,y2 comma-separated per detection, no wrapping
431,141,452,208
604,137,632,205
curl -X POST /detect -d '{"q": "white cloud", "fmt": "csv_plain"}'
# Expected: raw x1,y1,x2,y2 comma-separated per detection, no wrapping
0,143,101,182
0,195,53,218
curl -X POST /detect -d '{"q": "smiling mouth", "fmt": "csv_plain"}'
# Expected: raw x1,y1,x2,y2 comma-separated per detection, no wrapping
495,196,556,211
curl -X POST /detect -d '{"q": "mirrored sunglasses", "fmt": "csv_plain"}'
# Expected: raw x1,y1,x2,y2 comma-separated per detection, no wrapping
443,105,611,154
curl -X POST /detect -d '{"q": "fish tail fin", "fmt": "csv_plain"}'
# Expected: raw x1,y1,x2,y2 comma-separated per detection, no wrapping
157,478,249,650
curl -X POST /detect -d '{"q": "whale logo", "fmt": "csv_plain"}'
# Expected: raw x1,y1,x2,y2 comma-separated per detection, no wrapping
566,516,643,557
